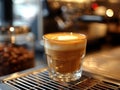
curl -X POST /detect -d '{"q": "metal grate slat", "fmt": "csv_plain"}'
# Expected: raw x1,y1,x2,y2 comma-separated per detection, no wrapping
98,82,118,90
36,73,74,89
25,75,59,90
103,81,120,87
29,76,62,89
7,80,29,90
4,81,21,90
16,78,45,90
37,71,80,89
21,77,50,90
36,72,74,89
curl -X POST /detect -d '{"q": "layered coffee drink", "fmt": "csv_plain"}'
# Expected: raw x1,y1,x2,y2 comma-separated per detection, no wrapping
43,32,87,82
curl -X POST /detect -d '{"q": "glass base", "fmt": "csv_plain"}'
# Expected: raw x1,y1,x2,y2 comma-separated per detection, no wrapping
49,68,82,82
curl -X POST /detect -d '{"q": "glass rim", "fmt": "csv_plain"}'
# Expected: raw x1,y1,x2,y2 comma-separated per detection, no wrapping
43,32,87,42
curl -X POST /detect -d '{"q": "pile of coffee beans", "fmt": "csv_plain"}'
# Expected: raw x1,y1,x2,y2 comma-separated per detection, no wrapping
0,44,35,76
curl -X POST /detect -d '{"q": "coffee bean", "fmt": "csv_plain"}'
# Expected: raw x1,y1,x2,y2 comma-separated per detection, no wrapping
0,44,34,76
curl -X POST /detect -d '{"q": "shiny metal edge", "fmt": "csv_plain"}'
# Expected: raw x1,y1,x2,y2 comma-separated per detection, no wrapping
83,70,120,85
0,66,47,82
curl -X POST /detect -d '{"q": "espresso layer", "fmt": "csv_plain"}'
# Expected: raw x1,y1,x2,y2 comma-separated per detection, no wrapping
46,48,85,73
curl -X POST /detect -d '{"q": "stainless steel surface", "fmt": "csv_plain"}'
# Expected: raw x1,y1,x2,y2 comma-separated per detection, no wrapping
0,67,120,90
83,46,120,81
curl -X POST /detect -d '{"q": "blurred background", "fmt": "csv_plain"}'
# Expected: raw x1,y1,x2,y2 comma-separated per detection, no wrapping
0,0,120,68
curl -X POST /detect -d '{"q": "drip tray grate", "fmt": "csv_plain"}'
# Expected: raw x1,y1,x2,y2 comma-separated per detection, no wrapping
1,68,120,90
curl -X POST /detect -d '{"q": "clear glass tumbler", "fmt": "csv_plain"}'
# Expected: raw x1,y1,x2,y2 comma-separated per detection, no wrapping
43,32,87,82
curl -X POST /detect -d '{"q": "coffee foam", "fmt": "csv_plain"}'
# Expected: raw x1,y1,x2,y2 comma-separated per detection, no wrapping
54,35,78,40
44,33,86,51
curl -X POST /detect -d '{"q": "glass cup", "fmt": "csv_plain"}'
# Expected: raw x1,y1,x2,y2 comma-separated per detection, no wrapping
43,32,87,82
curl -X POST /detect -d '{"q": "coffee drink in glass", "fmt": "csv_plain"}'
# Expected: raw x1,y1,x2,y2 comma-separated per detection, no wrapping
43,32,87,82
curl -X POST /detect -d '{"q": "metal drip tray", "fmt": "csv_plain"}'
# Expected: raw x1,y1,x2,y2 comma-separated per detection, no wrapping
0,67,120,90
